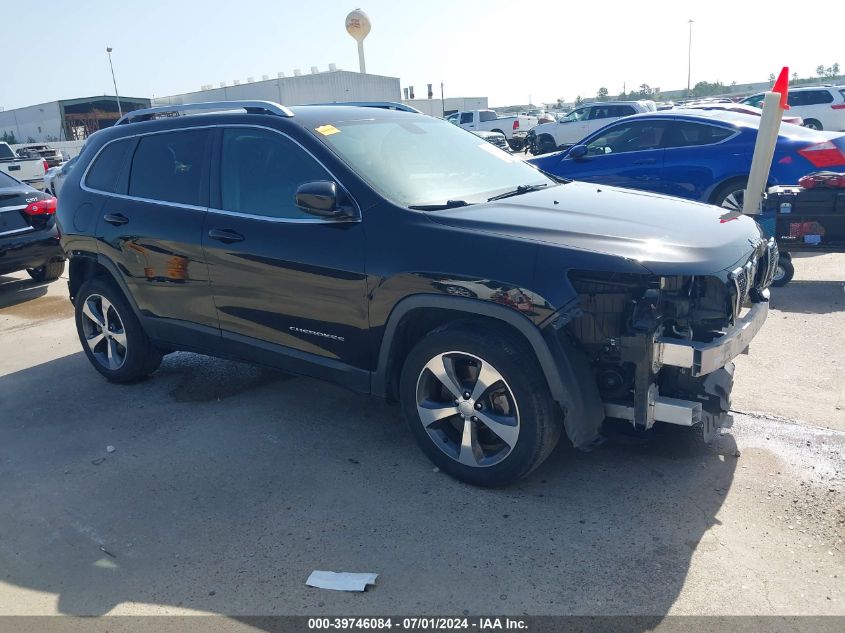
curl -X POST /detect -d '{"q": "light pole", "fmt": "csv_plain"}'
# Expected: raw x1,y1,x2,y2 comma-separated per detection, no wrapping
106,47,122,117
686,19,694,96
440,81,445,117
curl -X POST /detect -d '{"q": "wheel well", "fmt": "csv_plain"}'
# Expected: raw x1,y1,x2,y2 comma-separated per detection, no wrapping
490,128,504,135
68,256,114,301
382,308,536,402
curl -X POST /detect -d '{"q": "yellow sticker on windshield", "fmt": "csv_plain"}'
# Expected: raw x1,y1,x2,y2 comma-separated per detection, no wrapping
316,124,340,136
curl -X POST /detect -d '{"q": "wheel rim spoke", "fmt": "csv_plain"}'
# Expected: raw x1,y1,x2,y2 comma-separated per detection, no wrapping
470,360,503,401
418,401,459,428
458,418,479,466
86,332,105,352
475,410,519,448
101,297,113,331
423,355,463,399
83,299,105,329
111,329,127,348
106,338,118,368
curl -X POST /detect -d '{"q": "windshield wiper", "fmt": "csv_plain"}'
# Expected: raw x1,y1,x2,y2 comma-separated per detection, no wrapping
486,183,550,202
408,200,472,211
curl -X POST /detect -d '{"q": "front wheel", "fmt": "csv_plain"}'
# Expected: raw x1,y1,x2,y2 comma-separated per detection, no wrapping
771,255,794,287
74,277,162,382
400,324,562,487
803,119,823,131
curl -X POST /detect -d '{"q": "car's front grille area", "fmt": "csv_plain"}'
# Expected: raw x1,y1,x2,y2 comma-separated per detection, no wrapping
729,238,777,321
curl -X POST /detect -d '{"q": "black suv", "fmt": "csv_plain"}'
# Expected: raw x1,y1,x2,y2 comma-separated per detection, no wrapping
57,101,776,486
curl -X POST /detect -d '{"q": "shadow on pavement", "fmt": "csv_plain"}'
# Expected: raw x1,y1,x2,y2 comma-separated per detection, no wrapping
769,280,845,314
0,351,737,624
0,274,51,310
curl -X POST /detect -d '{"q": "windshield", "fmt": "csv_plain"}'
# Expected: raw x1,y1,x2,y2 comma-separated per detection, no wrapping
312,115,553,207
561,108,588,122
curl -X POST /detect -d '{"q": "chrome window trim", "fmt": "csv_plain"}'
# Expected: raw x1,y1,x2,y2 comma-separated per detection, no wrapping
79,124,360,224
0,226,34,237
0,204,27,212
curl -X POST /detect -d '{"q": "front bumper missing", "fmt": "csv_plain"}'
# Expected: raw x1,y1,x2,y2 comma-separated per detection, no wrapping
605,396,702,427
653,291,769,378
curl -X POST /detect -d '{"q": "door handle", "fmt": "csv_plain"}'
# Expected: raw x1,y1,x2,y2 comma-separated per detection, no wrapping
103,213,129,226
8,165,20,171
633,158,656,165
208,228,244,243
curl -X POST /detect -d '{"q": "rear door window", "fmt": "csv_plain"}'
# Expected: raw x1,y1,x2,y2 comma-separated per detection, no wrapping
85,138,134,193
585,121,666,155
662,121,734,148
128,130,211,206
459,112,474,124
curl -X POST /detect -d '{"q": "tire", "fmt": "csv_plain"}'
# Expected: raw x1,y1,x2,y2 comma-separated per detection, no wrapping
536,134,557,155
771,255,794,287
803,119,823,131
27,260,65,282
399,324,562,487
710,178,748,211
74,276,162,382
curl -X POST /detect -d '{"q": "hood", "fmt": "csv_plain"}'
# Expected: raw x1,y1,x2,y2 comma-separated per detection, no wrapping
428,181,764,276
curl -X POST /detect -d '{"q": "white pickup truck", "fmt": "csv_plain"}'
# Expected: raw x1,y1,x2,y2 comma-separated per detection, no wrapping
526,100,657,155
0,142,47,189
447,110,538,150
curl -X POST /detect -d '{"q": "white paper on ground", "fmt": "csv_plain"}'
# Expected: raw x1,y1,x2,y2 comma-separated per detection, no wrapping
306,570,379,592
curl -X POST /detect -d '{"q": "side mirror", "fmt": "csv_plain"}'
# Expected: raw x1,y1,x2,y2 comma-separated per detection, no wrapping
295,181,356,219
568,144,588,160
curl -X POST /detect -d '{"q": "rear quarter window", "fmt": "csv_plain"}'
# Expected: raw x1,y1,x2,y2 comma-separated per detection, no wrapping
85,138,134,193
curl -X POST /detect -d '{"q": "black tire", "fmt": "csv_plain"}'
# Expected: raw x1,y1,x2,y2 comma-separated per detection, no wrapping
535,134,557,155
710,178,748,211
399,323,562,487
74,276,162,382
803,119,823,131
27,260,65,282
771,255,794,287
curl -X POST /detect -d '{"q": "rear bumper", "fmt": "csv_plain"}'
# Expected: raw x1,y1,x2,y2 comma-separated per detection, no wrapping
654,293,769,377
0,226,64,274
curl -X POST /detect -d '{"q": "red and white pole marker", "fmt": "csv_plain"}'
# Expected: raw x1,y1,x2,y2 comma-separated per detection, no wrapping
742,66,790,215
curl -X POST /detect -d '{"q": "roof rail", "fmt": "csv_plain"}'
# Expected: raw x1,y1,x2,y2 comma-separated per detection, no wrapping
311,101,423,114
115,100,294,125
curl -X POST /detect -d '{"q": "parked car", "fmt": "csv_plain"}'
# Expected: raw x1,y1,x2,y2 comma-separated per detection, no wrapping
741,85,845,131
680,101,804,126
529,110,845,210
446,109,539,150
0,171,65,281
57,100,775,486
0,142,47,189
17,143,64,168
527,101,657,155
471,130,511,152
44,155,79,196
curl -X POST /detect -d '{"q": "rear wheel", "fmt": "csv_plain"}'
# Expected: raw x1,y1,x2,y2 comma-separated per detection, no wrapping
75,277,162,382
803,119,823,131
400,324,562,487
711,179,748,211
27,260,65,282
772,255,794,287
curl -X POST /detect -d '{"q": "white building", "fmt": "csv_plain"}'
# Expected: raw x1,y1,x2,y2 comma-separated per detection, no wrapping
403,97,488,118
152,70,400,108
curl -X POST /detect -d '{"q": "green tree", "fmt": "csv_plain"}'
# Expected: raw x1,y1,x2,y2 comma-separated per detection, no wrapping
768,73,776,84
574,95,583,106
596,87,609,101
816,64,826,77
791,72,798,84
0,131,17,144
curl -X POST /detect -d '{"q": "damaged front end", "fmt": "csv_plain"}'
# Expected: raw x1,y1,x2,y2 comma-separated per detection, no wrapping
558,238,777,442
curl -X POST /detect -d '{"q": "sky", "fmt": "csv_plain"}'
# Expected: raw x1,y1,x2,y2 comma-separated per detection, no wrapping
2,0,842,111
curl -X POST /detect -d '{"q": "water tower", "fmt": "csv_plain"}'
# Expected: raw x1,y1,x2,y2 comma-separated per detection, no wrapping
345,8,371,74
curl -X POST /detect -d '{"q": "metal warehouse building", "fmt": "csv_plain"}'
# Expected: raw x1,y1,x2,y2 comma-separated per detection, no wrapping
0,95,151,143
151,70,400,108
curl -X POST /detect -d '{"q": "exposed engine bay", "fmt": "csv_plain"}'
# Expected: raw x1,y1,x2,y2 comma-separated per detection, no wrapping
561,238,777,441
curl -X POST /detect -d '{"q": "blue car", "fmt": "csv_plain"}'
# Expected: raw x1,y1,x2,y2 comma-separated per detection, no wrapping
528,110,845,209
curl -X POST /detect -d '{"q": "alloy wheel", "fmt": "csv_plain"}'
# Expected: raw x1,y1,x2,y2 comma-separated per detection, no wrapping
80,294,128,370
415,351,520,467
720,189,745,212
